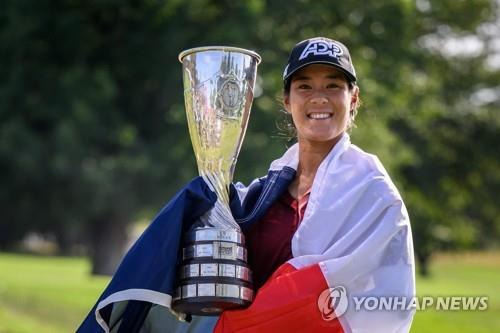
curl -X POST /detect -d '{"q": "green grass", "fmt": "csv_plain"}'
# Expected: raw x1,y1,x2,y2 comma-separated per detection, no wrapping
0,253,108,333
412,252,500,332
0,252,499,332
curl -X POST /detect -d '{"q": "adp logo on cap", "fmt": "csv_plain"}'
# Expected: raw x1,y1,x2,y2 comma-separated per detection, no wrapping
299,40,344,61
283,37,357,84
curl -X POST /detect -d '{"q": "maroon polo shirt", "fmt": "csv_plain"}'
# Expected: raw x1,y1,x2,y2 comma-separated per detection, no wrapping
244,190,310,290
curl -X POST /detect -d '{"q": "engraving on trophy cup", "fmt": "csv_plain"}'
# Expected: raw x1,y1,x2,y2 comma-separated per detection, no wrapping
172,46,261,316
220,79,240,109
217,72,244,119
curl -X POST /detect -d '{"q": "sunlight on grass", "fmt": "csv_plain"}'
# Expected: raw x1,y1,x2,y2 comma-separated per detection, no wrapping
0,251,499,332
412,252,500,332
0,253,109,332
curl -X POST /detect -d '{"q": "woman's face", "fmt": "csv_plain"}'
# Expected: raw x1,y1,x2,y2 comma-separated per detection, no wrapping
284,64,359,146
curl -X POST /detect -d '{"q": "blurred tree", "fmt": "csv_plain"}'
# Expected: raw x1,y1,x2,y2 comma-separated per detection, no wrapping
0,0,198,274
0,0,498,276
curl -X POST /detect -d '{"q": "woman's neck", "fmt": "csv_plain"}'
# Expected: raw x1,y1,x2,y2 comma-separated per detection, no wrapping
289,134,343,199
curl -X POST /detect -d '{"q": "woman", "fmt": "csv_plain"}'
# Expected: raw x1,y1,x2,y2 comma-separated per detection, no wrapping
243,37,361,293
79,37,415,333
215,37,416,332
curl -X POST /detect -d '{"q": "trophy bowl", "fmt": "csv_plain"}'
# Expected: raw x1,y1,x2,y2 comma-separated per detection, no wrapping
171,47,261,316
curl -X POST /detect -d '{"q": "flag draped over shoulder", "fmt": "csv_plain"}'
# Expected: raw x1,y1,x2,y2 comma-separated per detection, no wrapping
79,133,415,333
77,178,217,332
216,133,416,333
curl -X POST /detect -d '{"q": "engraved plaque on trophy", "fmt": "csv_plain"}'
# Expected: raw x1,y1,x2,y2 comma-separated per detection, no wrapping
172,47,261,316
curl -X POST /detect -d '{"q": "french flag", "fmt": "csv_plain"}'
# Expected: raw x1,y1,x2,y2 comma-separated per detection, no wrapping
79,133,415,332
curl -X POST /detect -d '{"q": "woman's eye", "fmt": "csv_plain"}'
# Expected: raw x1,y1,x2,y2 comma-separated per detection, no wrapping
327,83,340,89
298,84,311,89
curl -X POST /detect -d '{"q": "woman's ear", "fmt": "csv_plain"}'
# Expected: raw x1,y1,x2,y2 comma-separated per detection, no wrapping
350,86,359,110
283,94,291,113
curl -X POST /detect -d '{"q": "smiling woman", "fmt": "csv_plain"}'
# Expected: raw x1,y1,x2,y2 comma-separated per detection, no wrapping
213,37,416,333
280,39,360,201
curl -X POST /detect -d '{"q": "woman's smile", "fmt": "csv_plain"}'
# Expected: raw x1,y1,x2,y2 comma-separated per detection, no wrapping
307,112,334,119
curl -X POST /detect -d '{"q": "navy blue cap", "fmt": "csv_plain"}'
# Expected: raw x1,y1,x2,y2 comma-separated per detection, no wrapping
283,37,357,86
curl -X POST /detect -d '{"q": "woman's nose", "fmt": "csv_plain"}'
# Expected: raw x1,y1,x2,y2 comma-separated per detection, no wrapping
310,92,328,104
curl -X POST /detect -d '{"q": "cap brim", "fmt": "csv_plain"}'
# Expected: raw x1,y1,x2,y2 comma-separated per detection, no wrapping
283,61,356,84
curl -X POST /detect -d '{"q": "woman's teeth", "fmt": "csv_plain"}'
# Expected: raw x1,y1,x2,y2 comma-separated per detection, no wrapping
308,113,332,119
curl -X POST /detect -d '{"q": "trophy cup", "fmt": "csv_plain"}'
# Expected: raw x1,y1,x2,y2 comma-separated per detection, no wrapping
172,47,261,316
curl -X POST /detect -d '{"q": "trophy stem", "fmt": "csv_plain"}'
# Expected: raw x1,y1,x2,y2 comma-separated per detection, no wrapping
202,171,230,205
198,171,238,230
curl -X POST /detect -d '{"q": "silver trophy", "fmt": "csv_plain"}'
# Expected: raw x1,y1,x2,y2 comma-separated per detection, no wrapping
172,47,261,316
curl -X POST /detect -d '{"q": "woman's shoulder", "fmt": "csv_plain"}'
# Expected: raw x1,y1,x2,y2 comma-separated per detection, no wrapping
338,143,403,202
342,143,390,177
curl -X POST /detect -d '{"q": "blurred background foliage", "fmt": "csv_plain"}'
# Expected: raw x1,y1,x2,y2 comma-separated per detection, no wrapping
0,0,499,276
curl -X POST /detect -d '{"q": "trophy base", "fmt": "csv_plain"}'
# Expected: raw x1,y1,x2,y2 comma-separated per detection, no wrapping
174,227,254,316
172,296,251,316
172,277,253,316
